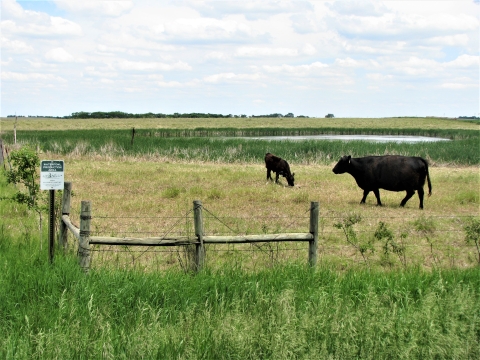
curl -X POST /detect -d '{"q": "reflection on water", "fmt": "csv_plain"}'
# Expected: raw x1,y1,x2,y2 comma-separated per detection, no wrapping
238,135,450,143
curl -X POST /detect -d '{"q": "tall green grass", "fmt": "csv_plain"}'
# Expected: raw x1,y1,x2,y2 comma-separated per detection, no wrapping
1,226,479,359
3,128,479,165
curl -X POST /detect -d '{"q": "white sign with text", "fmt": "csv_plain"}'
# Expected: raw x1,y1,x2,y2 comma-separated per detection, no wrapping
40,160,64,190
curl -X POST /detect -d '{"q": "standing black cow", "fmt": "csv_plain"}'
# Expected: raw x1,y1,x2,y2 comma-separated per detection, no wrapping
332,155,432,209
265,153,295,186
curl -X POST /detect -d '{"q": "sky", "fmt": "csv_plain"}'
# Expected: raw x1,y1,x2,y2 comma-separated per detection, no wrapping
1,0,479,118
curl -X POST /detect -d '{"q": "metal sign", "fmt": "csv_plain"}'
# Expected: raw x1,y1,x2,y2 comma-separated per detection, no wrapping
40,160,64,190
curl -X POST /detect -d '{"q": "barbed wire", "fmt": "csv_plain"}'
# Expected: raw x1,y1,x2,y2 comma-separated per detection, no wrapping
88,242,476,253
85,213,477,221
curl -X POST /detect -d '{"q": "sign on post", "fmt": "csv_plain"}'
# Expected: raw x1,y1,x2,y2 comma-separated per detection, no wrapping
40,160,64,190
40,160,65,263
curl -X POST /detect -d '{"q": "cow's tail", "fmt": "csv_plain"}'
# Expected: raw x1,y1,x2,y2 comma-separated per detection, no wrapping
423,158,432,197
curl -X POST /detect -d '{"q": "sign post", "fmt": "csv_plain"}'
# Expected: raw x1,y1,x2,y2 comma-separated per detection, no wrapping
40,160,64,263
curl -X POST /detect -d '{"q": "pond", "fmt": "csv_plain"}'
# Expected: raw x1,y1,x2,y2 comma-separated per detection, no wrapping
236,135,450,143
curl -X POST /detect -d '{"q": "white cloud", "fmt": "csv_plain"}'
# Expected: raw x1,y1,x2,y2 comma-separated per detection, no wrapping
157,79,200,88
1,71,66,82
205,51,230,61
84,66,118,78
290,14,317,34
1,2,82,38
235,47,298,57
1,17,82,37
331,9,478,41
96,44,126,54
446,54,479,68
334,57,360,67
427,34,469,46
440,82,477,89
115,60,192,72
188,1,314,20
302,43,317,56
45,47,75,62
1,36,34,53
160,17,264,43
54,1,133,17
366,73,393,81
1,0,24,19
204,72,263,83
263,62,328,75
327,0,388,17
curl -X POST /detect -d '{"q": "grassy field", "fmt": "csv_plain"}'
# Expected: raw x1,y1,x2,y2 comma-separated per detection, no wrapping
1,117,479,358
1,116,479,131
1,116,478,270
1,231,479,359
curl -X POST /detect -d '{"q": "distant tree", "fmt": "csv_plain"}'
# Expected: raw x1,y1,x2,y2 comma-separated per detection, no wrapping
325,113,335,118
285,113,294,118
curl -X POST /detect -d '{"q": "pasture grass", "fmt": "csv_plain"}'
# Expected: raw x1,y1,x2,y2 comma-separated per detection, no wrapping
1,225,479,359
2,116,479,131
11,157,474,272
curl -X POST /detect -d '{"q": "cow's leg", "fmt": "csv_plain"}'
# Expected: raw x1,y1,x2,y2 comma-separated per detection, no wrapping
400,190,415,207
275,172,280,183
417,187,425,209
373,189,382,206
360,190,370,204
267,169,272,181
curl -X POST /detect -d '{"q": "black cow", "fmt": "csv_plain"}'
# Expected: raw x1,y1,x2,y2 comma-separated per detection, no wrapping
265,153,295,186
332,155,432,209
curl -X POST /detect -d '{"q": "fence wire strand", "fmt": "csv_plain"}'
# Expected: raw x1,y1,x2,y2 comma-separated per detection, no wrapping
65,203,479,270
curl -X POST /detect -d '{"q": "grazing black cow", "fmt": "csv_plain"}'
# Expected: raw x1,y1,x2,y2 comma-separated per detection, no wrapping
265,153,295,186
332,155,432,209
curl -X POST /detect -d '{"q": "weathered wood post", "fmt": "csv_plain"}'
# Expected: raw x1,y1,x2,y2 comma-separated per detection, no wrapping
59,182,72,251
308,201,319,267
79,200,91,272
0,138,4,169
193,200,205,272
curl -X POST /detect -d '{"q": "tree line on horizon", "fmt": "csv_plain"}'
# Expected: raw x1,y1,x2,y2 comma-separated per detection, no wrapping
68,111,311,119
7,111,311,119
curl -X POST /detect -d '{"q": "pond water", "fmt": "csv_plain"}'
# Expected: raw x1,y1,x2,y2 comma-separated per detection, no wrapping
237,135,450,143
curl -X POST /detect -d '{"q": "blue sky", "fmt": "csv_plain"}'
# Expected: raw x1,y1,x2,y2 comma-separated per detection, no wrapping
1,0,479,118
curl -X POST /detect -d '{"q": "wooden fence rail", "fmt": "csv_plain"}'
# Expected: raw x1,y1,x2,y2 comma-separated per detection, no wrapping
59,182,319,272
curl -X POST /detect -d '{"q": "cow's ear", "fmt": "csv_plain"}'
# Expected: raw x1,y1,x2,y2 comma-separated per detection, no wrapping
347,155,351,162
292,172,295,176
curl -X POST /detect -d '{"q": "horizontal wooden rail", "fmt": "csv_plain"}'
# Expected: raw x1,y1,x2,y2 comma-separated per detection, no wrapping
58,182,319,271
61,215,80,240
90,236,194,246
87,233,314,246
203,233,313,244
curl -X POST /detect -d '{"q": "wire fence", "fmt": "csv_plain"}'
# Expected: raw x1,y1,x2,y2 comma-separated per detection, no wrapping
63,202,478,272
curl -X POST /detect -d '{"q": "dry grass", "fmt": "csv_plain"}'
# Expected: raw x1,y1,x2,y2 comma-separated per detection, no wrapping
2,116,479,131
57,155,479,271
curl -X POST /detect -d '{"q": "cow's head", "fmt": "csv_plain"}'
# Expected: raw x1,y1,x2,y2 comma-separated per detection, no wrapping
332,155,351,174
286,172,295,186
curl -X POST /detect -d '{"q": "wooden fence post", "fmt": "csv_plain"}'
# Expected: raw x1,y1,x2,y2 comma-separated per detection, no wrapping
193,200,205,272
309,201,319,267
59,182,72,251
79,200,91,272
